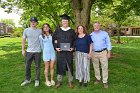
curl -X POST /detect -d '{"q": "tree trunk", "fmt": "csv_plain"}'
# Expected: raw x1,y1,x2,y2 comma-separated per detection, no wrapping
117,29,121,43
71,0,94,33
117,25,121,43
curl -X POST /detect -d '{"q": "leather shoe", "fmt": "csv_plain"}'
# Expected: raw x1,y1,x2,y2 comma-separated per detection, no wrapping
94,79,100,85
103,83,108,89
83,83,87,87
55,81,61,89
69,82,74,89
79,82,82,88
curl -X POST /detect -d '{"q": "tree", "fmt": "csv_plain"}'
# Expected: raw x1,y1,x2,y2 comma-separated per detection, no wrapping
0,0,72,29
0,19,15,28
1,0,111,32
110,0,140,43
90,0,140,43
71,0,93,32
1,0,140,35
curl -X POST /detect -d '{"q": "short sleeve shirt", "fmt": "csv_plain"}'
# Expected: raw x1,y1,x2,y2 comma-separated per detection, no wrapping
76,35,93,53
23,27,42,52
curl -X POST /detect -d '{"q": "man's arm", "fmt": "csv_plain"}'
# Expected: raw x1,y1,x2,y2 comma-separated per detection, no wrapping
52,28,61,52
69,30,77,51
105,33,112,59
22,38,26,56
39,36,44,50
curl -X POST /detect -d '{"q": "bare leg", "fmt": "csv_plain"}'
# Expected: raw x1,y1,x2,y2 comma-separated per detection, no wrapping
44,61,50,82
50,60,55,80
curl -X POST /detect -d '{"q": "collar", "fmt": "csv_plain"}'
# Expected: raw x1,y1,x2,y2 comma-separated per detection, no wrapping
93,30,101,34
30,27,37,30
60,27,71,31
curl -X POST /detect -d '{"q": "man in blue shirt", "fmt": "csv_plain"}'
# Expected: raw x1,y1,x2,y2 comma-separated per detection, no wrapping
90,22,112,89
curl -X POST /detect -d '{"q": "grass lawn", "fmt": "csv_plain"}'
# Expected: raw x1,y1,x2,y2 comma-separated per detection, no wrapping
0,37,140,93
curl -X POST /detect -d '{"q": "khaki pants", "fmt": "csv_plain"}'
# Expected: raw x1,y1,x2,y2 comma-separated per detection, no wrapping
92,50,108,83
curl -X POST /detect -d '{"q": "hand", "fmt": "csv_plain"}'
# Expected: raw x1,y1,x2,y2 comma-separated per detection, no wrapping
54,40,57,44
22,50,26,57
88,53,91,59
69,48,73,51
106,52,111,59
56,48,61,52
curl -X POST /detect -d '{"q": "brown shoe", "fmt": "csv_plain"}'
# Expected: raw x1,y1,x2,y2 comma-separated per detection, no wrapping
103,83,108,89
94,79,100,85
69,82,74,89
55,81,61,89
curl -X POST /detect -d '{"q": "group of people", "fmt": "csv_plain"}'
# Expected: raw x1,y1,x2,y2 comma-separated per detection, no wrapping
21,14,112,89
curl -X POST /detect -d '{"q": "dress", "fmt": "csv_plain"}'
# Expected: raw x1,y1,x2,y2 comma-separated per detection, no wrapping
39,35,55,62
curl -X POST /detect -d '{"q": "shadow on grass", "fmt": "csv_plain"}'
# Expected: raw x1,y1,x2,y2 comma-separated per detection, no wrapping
0,42,21,52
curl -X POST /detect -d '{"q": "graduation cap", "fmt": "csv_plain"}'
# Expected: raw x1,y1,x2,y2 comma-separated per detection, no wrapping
60,14,74,24
60,14,70,20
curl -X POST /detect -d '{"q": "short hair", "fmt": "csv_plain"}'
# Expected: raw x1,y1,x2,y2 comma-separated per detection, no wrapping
94,22,100,25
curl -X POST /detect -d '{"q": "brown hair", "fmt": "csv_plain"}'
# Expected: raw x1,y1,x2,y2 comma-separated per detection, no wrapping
42,23,52,39
76,25,87,35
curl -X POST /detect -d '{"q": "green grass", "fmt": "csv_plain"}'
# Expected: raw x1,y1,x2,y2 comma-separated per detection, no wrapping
0,37,140,93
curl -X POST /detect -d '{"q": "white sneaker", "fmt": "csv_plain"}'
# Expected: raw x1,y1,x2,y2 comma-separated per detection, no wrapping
51,80,55,86
45,81,52,87
21,80,31,86
35,80,39,87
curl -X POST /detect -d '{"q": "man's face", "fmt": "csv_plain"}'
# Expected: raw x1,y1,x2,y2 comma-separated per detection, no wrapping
30,21,37,27
62,19,69,27
94,23,100,32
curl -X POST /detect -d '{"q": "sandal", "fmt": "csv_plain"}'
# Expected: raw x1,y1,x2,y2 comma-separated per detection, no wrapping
51,80,55,86
45,81,51,87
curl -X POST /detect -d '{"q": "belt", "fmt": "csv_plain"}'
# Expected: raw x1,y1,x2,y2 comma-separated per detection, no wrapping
94,48,107,52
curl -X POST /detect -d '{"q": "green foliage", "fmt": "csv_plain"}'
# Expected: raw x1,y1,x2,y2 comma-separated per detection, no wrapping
122,16,140,26
12,27,24,37
0,19,15,27
0,0,73,28
110,0,140,24
91,0,140,26
2,0,72,28
1,0,140,31
91,3,114,28
90,0,140,43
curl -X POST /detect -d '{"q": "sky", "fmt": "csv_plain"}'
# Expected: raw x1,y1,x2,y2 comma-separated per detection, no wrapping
0,8,21,27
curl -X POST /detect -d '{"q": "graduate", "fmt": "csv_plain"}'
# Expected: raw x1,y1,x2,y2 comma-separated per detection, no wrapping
52,14,76,89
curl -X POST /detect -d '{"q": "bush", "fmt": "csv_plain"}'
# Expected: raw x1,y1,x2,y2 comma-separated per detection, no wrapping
11,27,24,37
12,31,22,37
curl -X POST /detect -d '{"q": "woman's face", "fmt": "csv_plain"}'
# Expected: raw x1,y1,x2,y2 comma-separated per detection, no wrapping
43,24,50,32
78,26,84,34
